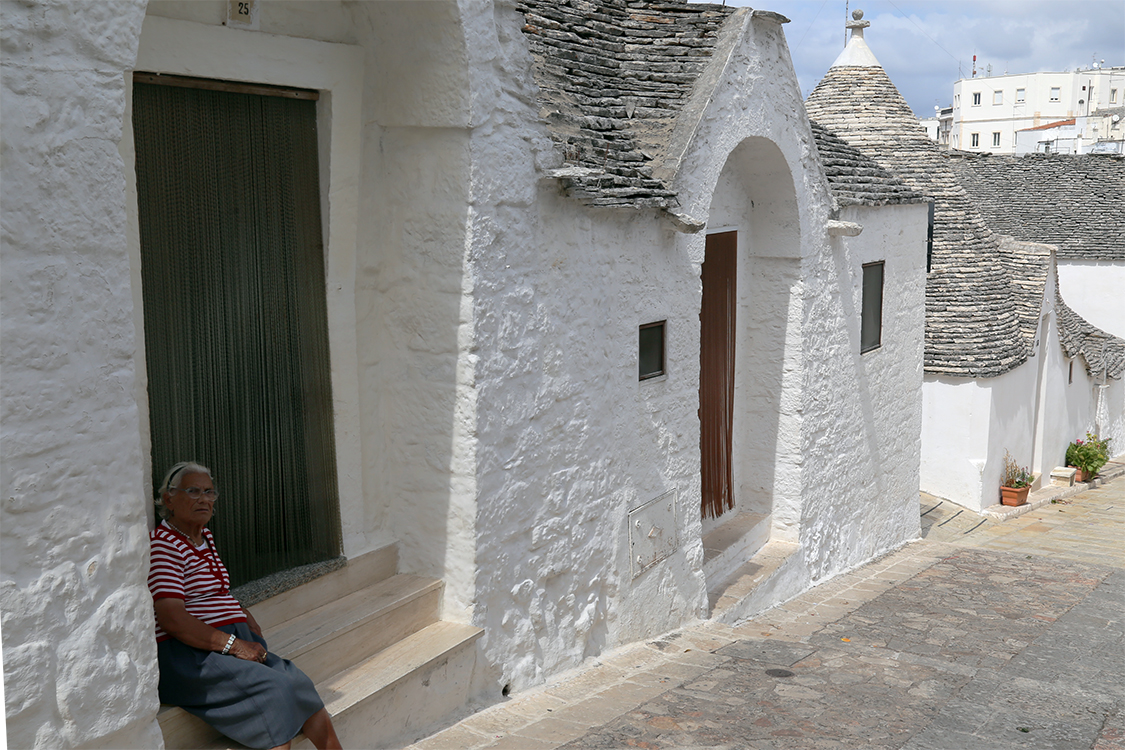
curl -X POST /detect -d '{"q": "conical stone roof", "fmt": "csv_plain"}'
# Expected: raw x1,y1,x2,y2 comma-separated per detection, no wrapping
804,18,1029,378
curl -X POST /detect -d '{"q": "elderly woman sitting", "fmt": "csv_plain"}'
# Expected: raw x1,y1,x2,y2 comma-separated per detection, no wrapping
149,461,342,750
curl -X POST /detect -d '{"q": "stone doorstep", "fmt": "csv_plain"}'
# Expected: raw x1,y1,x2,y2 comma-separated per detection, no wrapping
701,510,771,585
982,458,1124,521
707,538,800,622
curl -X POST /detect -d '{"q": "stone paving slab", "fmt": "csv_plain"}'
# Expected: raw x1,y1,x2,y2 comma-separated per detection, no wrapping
404,478,1124,750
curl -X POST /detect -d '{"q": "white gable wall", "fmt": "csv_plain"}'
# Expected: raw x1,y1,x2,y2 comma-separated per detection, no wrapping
464,8,928,694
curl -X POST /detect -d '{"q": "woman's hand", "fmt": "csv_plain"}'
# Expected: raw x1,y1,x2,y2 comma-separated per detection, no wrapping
154,599,267,662
227,637,269,663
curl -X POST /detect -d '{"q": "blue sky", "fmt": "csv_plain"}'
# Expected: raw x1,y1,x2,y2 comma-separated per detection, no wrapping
717,0,1125,115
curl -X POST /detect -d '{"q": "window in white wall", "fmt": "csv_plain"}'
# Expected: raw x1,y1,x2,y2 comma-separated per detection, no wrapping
1050,87,1061,101
992,132,1001,147
861,262,884,353
1016,88,1026,103
971,132,980,147
954,93,961,107
1112,88,1119,104
993,90,1003,105
639,321,666,380
972,92,981,105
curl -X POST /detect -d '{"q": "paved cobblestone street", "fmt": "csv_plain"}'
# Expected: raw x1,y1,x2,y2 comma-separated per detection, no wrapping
407,477,1124,750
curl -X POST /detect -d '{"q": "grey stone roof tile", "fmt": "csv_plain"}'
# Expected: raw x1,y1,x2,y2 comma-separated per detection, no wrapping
1055,292,1125,380
809,121,928,206
805,64,1029,378
948,152,1125,262
518,0,735,209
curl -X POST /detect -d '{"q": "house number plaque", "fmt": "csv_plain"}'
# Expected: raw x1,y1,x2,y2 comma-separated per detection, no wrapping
226,0,260,30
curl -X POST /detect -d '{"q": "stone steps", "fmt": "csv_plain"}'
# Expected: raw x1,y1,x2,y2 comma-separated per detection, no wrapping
158,545,483,749
707,538,800,623
702,510,771,587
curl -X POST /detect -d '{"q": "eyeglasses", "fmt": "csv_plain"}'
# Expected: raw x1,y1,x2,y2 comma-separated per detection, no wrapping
172,487,219,501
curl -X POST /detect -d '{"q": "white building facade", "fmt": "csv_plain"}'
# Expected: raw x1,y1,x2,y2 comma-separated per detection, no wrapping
2,1,929,748
952,67,1125,154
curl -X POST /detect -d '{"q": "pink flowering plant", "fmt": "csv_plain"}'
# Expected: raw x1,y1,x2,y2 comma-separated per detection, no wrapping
1001,450,1033,489
1066,432,1111,477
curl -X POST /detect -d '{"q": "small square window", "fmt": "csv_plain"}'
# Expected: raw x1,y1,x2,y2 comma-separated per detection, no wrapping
972,92,981,106
993,90,1003,105
992,132,1001,147
971,132,980,147
1016,88,1026,103
861,262,884,353
1050,87,1060,101
639,321,666,380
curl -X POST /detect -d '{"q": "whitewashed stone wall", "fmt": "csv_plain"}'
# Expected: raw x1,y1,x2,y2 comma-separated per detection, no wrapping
1057,260,1125,339
1,1,163,747
806,203,926,572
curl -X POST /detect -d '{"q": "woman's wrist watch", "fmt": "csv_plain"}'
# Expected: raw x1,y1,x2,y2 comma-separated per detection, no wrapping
221,633,237,655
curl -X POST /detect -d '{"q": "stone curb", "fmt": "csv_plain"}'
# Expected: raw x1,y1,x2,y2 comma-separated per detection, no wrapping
981,456,1124,521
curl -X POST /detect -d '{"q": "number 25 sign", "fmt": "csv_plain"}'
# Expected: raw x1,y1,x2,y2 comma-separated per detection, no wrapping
226,0,258,29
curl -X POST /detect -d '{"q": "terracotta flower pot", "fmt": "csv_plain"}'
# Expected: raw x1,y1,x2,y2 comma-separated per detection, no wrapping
1068,466,1089,483
1000,485,1030,506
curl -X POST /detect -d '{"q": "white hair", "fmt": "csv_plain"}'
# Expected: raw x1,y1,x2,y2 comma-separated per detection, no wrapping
155,461,213,520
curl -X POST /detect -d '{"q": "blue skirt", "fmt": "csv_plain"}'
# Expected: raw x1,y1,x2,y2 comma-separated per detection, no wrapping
158,622,324,749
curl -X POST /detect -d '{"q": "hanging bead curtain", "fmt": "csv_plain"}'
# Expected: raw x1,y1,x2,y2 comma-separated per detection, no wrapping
133,79,342,587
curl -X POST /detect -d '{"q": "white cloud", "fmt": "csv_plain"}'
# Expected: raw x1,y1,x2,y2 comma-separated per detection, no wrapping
714,0,1125,114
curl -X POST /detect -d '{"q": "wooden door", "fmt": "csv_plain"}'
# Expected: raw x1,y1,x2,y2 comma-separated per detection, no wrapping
700,231,737,519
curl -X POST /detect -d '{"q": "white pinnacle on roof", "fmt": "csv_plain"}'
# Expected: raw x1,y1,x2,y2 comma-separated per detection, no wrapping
830,9,882,68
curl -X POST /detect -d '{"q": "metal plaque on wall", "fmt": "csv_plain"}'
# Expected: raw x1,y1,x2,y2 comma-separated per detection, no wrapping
629,489,678,579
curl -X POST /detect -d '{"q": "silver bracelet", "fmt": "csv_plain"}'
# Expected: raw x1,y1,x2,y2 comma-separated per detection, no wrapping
221,633,237,655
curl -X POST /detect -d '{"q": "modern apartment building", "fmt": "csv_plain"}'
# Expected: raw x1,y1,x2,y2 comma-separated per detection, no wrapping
951,66,1125,153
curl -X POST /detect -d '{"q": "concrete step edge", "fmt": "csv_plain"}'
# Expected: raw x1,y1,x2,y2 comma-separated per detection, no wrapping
320,620,484,716
702,512,772,584
707,538,800,621
252,544,399,631
266,574,442,657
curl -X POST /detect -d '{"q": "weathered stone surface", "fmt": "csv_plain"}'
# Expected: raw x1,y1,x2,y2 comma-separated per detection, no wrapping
810,121,927,207
949,152,1125,262
517,0,734,209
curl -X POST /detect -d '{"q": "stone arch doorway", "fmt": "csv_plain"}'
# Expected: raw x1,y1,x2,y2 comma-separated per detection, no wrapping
700,136,803,588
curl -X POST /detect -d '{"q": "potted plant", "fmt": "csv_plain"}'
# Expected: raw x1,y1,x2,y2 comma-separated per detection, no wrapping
1065,432,1111,482
1000,450,1033,506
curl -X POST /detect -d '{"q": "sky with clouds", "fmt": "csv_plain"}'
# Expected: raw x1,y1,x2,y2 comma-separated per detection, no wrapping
718,0,1125,116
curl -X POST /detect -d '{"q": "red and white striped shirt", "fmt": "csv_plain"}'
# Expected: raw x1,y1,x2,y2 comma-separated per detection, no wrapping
149,521,246,642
